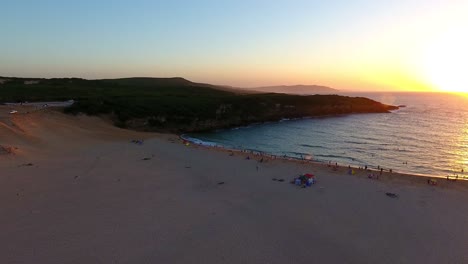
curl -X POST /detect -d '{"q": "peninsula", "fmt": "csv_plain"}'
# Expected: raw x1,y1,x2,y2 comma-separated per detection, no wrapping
0,77,397,132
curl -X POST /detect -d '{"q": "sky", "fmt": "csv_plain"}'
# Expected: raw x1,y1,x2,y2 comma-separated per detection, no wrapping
1,0,468,92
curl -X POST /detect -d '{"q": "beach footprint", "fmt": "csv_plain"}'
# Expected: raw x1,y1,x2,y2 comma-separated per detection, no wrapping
418,193,431,208
418,200,427,207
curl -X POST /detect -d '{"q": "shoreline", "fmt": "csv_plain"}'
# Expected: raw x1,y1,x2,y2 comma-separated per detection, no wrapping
178,134,468,184
180,134,468,189
2,105,466,185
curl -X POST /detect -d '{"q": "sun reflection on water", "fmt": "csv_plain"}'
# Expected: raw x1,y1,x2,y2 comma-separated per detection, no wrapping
447,100,468,179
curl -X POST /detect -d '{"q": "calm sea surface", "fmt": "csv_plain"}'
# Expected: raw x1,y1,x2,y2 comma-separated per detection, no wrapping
187,92,468,178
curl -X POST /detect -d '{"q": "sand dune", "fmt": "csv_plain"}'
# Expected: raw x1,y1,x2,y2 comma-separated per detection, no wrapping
1,107,467,264
0,106,152,156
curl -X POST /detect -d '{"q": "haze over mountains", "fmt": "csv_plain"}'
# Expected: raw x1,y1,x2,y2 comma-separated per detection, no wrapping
100,77,340,95
0,76,339,95
246,85,339,95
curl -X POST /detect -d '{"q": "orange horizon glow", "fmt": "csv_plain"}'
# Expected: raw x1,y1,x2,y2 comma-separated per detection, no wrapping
2,1,468,93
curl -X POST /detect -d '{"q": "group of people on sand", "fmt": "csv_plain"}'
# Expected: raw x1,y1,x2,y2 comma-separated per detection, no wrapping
292,174,316,188
327,161,339,171
181,136,403,177
131,139,144,145
446,173,466,181
183,137,467,185
325,160,396,179
244,153,269,163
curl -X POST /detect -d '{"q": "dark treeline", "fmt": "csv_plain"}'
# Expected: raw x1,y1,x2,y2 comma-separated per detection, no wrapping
0,77,398,132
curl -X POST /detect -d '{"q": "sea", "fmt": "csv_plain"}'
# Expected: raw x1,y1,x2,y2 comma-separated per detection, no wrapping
185,92,468,178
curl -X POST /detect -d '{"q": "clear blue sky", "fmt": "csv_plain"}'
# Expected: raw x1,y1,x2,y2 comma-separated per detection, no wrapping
1,0,467,91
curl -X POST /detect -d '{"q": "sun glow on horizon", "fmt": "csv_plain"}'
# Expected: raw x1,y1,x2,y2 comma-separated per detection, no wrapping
2,1,468,93
418,28,468,94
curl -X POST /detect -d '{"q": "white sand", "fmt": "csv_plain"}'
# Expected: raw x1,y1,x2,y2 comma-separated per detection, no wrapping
1,107,467,264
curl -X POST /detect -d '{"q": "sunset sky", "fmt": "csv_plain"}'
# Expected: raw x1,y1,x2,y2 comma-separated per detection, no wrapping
1,0,467,92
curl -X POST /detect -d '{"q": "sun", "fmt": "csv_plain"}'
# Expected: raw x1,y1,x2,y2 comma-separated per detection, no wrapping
420,29,468,94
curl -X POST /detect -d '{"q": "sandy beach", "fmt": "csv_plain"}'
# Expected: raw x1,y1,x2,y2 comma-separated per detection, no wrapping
1,106,468,264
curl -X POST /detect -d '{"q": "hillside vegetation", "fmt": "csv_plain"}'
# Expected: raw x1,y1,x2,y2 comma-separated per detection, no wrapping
249,84,338,95
0,77,398,132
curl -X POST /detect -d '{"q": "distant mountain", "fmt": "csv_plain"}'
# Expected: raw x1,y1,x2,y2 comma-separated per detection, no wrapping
101,77,250,94
0,76,250,94
249,85,339,95
0,77,336,95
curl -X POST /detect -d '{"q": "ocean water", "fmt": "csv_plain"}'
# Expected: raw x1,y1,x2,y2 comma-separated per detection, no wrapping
187,92,468,178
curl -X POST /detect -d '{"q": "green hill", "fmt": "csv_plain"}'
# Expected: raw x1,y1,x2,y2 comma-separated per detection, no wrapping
101,77,196,87
0,77,398,132
249,84,339,94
